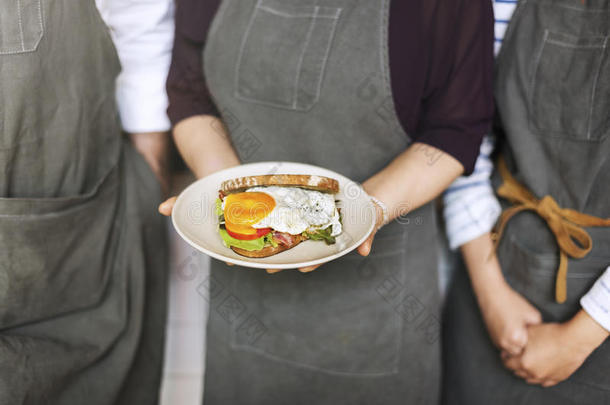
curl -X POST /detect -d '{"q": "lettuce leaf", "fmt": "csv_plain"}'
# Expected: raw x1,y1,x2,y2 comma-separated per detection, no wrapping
219,228,265,251
215,198,224,223
218,228,277,251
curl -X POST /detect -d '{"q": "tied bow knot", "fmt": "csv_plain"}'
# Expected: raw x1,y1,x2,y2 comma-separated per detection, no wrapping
492,157,610,303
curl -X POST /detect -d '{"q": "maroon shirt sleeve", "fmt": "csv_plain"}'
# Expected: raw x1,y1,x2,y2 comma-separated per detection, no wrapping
166,0,494,174
400,0,495,174
166,0,221,124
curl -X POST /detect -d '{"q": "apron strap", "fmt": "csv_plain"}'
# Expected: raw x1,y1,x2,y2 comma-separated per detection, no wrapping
491,156,610,303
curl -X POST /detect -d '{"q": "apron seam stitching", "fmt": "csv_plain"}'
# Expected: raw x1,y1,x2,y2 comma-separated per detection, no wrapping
292,6,319,109
311,7,342,110
586,36,607,140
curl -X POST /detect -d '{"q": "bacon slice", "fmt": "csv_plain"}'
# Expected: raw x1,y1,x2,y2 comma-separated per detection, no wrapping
273,231,306,247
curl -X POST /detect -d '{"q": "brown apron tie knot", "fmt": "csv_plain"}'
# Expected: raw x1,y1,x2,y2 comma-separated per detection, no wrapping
492,157,610,303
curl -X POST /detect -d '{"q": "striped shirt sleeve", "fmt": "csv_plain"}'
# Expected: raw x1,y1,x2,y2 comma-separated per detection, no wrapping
581,267,610,332
493,0,518,55
96,0,175,133
443,135,501,250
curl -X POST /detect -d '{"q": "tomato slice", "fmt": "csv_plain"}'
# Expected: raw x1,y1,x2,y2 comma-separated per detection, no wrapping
226,226,272,240
224,219,257,235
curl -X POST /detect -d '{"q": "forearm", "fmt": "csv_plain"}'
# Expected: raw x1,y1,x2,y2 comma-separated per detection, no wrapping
580,266,610,333
460,232,507,302
568,309,609,350
173,115,240,179
128,131,171,194
443,135,501,250
363,143,464,220
128,131,171,171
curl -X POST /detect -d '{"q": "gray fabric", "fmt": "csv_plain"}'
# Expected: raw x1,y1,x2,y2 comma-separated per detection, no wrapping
443,1,610,403
0,1,168,404
202,0,441,403
443,264,610,405
0,0,121,198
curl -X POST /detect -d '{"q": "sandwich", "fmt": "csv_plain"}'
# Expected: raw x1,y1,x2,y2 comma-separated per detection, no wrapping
216,174,342,257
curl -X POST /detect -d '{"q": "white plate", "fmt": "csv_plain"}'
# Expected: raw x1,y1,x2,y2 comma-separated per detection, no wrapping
172,162,376,269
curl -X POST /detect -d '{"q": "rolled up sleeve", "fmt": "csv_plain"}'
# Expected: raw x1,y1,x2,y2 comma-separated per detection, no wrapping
416,0,495,175
97,0,175,133
166,0,221,126
581,267,610,332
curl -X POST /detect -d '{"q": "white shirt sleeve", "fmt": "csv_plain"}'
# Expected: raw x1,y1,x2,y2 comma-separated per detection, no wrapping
96,0,174,133
581,267,610,332
442,135,502,250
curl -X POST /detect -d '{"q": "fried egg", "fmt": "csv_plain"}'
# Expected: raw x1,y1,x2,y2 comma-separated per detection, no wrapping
222,187,342,236
223,191,276,235
248,186,341,236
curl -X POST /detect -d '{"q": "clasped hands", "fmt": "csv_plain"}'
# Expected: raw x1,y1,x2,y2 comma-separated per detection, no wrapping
480,280,608,387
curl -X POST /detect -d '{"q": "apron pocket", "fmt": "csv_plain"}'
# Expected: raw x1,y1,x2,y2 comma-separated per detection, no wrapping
529,30,609,141
0,0,44,55
0,167,121,329
499,234,606,322
235,0,341,111
230,231,406,376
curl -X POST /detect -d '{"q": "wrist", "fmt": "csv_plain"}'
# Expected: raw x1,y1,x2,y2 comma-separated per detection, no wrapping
369,195,388,227
564,310,609,356
361,179,393,227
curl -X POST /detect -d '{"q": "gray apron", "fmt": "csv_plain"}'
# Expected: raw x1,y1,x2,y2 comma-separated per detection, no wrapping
443,1,610,403
201,0,441,404
0,1,168,403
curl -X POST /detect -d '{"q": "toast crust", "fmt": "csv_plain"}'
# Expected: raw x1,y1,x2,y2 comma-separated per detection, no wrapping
230,235,307,258
221,174,339,194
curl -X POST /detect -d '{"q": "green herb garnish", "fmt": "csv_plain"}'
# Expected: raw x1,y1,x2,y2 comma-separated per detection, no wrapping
303,227,336,245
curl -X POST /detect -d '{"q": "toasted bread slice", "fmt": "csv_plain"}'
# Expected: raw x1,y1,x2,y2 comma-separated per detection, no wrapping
221,174,339,195
230,234,308,258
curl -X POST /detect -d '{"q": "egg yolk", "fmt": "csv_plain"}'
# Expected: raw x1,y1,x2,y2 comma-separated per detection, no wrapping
224,192,276,235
